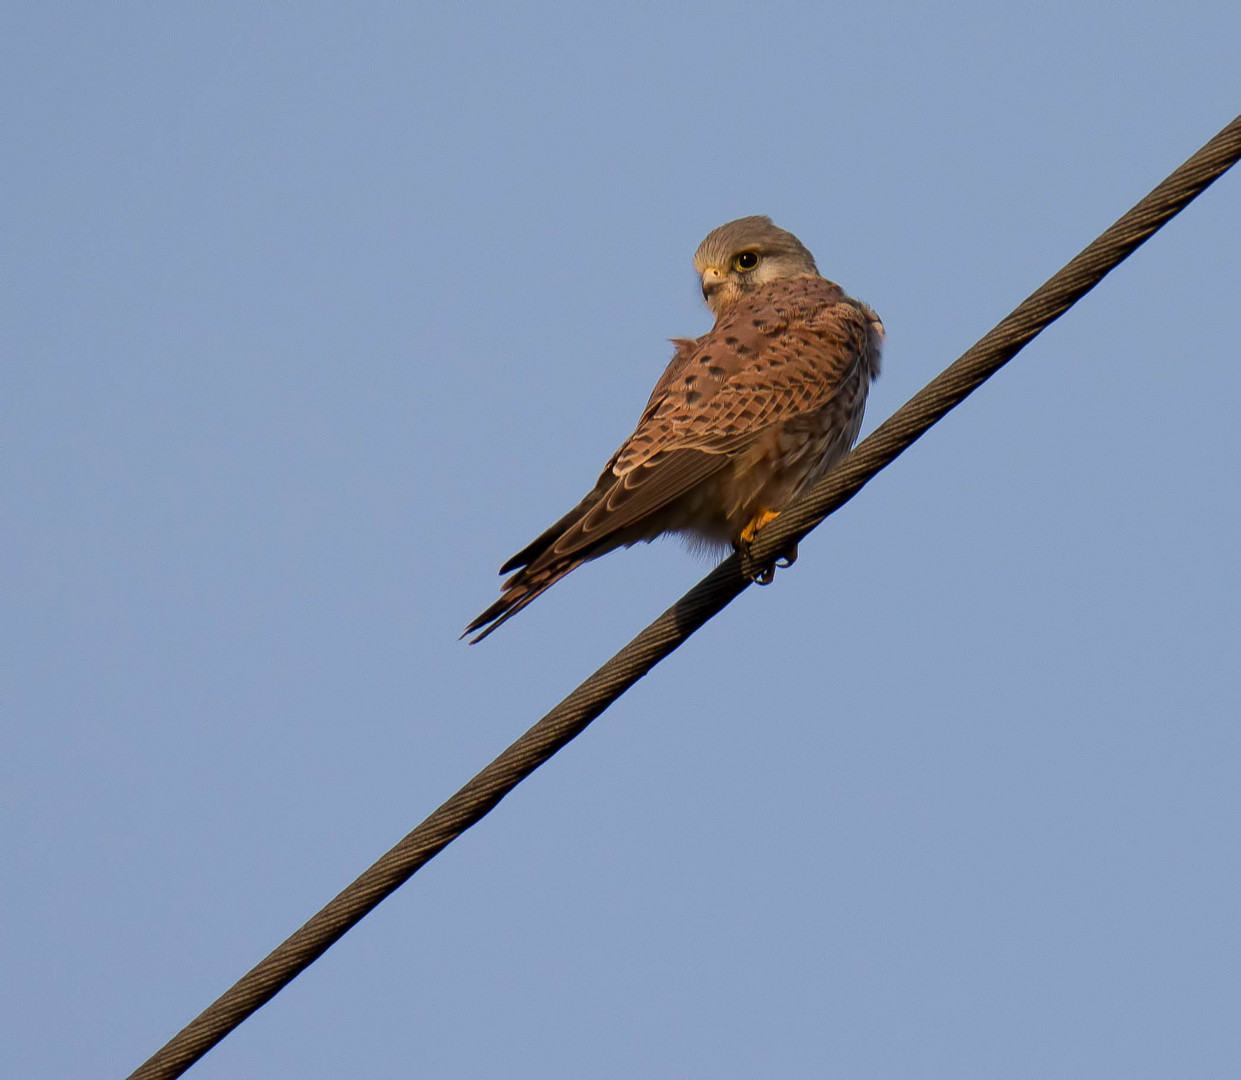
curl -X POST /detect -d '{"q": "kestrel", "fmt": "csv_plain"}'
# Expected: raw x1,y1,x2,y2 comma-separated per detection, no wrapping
465,215,883,642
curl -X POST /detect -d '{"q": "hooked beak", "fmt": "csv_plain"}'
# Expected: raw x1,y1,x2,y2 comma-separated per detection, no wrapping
700,265,726,301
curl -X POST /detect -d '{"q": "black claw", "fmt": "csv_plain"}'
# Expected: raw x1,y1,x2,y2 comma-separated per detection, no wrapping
736,537,797,585
774,541,800,570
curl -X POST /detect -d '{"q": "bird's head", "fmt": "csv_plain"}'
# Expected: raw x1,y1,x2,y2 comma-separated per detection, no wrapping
693,215,819,317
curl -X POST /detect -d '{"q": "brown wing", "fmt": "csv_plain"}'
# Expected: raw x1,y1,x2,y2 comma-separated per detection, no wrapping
522,277,875,570
613,276,871,472
495,336,707,576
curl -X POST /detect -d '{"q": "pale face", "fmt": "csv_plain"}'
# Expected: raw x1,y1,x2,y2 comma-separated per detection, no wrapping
693,216,819,316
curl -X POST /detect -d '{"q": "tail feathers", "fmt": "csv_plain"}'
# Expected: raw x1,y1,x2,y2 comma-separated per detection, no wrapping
499,481,609,575
467,478,610,641
462,558,586,643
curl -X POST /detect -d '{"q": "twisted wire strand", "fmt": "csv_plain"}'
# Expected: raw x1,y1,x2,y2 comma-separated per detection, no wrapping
128,114,1240,1080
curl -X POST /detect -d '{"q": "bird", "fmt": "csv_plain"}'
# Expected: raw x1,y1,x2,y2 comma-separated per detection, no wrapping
464,215,884,642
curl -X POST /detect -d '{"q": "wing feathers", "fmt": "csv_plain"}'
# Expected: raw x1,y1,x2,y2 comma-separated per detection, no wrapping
466,449,729,641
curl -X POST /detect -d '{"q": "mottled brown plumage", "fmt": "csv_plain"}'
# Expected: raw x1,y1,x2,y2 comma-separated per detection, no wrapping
465,216,883,641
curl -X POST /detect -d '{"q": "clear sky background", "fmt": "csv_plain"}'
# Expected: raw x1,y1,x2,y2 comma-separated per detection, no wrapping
6,5,1239,1077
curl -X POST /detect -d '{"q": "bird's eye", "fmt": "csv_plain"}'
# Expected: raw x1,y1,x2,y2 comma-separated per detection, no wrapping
733,251,760,272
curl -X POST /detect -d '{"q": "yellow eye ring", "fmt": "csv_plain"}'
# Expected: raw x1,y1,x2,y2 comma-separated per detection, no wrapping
733,251,760,272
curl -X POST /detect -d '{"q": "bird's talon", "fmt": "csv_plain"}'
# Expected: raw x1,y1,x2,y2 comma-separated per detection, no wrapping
774,541,799,570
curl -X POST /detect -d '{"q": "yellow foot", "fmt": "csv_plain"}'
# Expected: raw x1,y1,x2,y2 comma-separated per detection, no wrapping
739,508,781,544
737,510,798,585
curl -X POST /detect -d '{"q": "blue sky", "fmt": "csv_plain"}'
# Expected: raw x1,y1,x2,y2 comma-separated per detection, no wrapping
6,5,1239,1077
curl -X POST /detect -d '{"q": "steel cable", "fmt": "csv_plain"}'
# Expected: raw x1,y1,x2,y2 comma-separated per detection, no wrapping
128,114,1240,1080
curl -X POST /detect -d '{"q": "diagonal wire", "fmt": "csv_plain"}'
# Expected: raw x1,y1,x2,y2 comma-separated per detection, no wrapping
128,114,1240,1080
